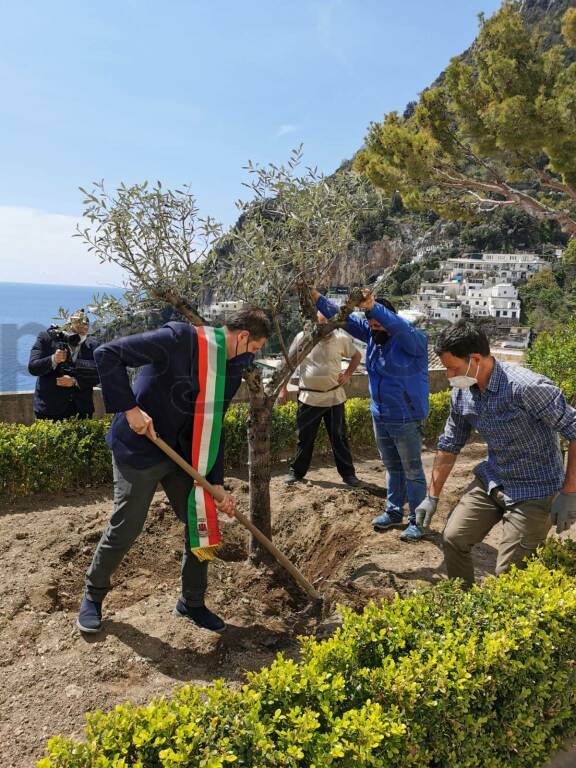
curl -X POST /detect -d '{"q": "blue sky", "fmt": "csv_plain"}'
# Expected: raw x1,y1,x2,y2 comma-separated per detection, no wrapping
0,0,502,286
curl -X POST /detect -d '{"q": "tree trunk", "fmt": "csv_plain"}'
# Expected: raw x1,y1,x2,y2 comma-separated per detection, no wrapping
246,380,274,563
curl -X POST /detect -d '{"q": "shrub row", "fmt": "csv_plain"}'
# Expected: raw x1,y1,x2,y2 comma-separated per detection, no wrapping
0,392,452,497
38,540,576,767
0,417,113,497
216,391,450,468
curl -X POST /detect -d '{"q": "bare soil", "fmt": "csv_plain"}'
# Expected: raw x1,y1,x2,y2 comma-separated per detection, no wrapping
0,443,572,767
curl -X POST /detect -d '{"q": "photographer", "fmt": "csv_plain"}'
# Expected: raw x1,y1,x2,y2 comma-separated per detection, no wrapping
28,308,100,420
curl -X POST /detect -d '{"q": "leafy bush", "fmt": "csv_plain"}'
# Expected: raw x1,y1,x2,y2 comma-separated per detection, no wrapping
0,417,113,497
37,550,576,767
1,392,451,497
537,537,576,576
224,393,450,468
422,389,451,442
526,317,576,403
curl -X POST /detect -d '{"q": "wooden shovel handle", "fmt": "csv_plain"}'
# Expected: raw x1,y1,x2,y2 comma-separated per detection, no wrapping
148,435,322,603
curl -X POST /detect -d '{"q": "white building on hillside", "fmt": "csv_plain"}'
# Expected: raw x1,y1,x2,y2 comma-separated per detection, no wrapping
201,300,246,322
460,283,521,321
443,252,550,284
430,301,463,323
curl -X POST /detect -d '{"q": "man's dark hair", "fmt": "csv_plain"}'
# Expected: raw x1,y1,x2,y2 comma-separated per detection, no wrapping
226,307,272,339
434,319,490,359
374,296,398,314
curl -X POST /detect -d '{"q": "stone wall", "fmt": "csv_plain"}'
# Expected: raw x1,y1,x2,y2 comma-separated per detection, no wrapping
0,370,449,425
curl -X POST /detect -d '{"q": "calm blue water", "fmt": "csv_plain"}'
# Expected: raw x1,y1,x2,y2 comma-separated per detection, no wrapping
0,282,124,393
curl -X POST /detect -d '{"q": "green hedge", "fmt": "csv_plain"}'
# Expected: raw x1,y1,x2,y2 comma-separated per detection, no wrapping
224,391,452,467
1,392,452,497
0,417,113,497
37,541,576,767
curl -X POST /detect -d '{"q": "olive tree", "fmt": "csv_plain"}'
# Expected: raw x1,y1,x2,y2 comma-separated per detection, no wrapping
77,151,385,559
215,147,378,553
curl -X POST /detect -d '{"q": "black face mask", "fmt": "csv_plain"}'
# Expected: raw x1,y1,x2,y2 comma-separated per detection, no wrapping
233,352,255,367
371,329,390,346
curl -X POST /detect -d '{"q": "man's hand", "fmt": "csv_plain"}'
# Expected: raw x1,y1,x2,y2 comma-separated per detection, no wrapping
550,491,576,533
277,388,288,405
338,371,352,386
125,406,157,439
53,349,68,365
213,486,237,518
357,289,375,311
296,280,320,302
56,375,77,388
415,495,439,529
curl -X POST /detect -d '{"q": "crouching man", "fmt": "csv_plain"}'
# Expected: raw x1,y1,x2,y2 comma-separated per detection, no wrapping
77,309,270,633
416,320,576,587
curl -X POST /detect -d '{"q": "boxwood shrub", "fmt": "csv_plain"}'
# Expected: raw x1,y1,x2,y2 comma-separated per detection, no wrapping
1,392,452,497
37,541,576,767
0,417,113,497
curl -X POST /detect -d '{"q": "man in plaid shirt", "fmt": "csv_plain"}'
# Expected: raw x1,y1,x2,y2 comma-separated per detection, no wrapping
416,320,576,586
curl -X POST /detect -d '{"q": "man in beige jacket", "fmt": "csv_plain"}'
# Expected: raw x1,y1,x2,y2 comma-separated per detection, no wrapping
279,312,362,487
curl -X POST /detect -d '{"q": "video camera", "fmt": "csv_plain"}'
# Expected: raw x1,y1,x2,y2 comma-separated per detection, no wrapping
47,326,81,347
47,325,81,376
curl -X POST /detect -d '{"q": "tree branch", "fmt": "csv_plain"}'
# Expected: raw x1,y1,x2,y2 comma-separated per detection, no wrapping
527,164,576,201
468,191,517,210
151,287,205,325
265,288,367,399
273,315,292,370
432,169,576,235
297,278,318,321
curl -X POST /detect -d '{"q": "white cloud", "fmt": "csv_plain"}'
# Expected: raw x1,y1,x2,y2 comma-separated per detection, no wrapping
313,0,345,56
0,206,127,287
276,123,299,137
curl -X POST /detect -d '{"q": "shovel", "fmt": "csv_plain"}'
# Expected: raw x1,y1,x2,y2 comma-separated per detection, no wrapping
148,434,323,607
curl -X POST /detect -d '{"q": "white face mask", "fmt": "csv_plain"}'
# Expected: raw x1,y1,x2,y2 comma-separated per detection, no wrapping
449,358,479,389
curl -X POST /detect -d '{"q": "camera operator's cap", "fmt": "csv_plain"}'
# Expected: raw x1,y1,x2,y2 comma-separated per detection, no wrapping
69,308,89,324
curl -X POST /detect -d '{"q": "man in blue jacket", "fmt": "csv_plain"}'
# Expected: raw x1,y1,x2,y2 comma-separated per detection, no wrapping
311,288,429,541
77,309,271,634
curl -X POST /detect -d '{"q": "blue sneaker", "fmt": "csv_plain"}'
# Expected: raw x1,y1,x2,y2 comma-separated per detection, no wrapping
174,599,226,632
76,596,102,633
400,523,423,542
372,511,403,531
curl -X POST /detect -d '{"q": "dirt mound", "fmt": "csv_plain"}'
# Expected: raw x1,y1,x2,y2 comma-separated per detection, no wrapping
0,443,511,767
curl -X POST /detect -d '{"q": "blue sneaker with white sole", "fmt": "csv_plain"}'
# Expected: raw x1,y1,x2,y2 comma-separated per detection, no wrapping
400,523,423,542
372,511,403,531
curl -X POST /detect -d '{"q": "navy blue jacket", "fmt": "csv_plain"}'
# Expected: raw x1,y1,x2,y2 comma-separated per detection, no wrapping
94,322,252,481
317,295,429,422
28,331,100,418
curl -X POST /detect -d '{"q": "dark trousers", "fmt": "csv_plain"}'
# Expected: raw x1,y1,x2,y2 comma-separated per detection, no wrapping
291,401,355,480
85,457,208,607
35,403,91,421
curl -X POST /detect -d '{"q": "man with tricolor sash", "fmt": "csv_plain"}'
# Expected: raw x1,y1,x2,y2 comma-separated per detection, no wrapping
77,309,271,634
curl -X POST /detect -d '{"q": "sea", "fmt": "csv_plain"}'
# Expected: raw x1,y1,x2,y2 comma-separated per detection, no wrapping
0,282,124,393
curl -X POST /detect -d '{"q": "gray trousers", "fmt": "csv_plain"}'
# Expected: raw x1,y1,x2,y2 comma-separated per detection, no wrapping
85,457,208,607
443,480,553,587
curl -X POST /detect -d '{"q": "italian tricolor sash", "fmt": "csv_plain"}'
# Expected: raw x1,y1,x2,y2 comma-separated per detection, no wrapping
187,326,227,561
